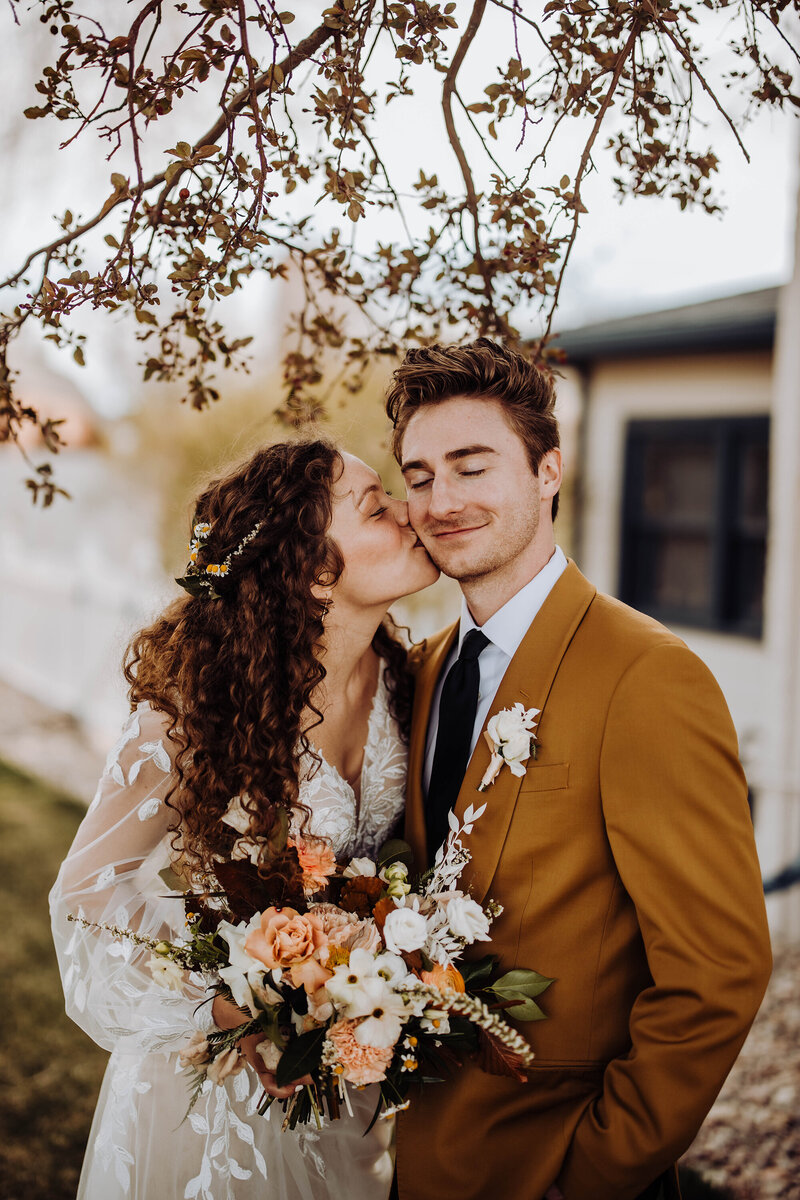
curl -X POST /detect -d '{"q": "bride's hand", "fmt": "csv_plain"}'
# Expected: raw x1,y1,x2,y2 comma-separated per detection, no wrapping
211,994,314,1099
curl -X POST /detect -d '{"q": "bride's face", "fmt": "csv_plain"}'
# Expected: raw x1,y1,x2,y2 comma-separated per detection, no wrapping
326,453,439,609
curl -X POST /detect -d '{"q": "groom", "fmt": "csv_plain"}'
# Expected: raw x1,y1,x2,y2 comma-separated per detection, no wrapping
384,339,771,1200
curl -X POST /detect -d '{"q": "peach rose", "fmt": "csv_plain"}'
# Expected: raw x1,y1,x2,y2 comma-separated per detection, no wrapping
245,906,328,973
328,1018,394,1086
289,836,337,895
290,956,333,996
420,962,466,992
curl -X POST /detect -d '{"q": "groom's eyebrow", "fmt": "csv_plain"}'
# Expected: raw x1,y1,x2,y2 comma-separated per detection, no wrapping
401,445,498,474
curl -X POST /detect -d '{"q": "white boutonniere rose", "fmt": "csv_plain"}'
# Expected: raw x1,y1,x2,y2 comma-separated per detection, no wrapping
477,702,540,791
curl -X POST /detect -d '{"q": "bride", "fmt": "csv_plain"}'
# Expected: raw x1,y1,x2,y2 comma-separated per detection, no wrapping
49,437,439,1200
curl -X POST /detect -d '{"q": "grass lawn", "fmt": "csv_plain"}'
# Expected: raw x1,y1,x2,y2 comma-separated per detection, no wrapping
0,757,732,1200
0,761,107,1200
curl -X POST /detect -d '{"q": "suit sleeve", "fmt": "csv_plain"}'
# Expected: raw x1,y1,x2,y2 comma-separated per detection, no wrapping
556,641,772,1200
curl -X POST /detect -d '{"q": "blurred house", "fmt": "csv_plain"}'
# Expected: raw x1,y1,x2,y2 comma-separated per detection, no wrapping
0,368,170,754
556,259,800,939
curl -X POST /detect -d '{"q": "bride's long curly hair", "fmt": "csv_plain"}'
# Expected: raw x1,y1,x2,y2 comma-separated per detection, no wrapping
123,438,413,887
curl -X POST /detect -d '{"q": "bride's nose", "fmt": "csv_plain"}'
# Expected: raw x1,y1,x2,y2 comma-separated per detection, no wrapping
389,496,410,526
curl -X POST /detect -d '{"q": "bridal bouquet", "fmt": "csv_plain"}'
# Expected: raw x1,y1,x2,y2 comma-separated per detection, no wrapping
70,801,552,1130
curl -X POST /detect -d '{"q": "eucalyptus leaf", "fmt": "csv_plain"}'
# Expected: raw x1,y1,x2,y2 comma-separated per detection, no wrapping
158,865,189,893
503,997,549,1022
490,969,555,1000
376,838,414,870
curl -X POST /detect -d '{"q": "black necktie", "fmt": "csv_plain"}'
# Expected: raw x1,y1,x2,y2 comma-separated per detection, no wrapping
426,628,490,856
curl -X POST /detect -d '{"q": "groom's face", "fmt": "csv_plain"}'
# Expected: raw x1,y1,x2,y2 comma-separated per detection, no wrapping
400,395,555,582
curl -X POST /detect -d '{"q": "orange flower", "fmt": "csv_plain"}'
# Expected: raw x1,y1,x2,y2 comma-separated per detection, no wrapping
328,1019,393,1086
245,906,328,974
339,875,384,918
420,962,466,992
289,836,337,895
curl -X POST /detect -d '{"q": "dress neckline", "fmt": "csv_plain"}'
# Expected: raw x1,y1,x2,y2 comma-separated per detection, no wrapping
308,665,387,816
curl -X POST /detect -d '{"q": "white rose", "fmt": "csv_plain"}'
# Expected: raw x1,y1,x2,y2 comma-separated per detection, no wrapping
343,857,377,878
487,708,523,743
487,703,538,743
500,729,532,766
444,896,491,943
382,907,428,956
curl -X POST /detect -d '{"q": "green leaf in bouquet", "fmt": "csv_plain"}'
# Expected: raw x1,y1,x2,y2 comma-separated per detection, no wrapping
376,838,414,871
255,1006,285,1050
487,968,555,1022
158,865,189,893
500,996,548,1021
275,1026,326,1089
460,954,497,988
267,806,290,858
418,947,435,972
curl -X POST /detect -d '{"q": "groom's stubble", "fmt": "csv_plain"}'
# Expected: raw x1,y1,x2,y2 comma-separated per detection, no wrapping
418,498,541,583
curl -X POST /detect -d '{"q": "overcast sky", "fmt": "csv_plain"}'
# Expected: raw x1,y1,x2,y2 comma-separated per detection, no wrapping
1,4,797,415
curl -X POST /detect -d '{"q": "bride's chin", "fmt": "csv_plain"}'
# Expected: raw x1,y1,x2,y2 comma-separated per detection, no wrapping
406,562,441,594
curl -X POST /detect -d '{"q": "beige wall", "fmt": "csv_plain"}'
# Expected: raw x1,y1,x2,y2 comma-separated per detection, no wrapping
572,348,800,934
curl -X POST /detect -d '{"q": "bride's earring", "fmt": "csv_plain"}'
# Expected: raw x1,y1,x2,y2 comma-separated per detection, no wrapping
321,595,332,620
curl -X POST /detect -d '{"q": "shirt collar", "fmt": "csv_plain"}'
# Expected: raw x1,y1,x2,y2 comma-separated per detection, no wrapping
457,545,568,659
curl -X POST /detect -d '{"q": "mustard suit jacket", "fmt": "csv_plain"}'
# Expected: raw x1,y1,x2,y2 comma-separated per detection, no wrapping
395,562,772,1200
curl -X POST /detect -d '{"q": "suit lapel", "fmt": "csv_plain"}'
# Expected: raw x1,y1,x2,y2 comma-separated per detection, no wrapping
453,561,597,903
405,622,458,870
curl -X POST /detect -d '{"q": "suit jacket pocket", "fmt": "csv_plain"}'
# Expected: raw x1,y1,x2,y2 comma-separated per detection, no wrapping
519,762,570,793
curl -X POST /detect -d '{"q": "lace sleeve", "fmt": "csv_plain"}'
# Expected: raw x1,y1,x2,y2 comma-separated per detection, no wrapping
49,704,214,1056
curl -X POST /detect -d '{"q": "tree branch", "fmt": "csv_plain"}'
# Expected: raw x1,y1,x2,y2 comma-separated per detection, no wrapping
538,19,641,350
442,0,506,334
1,19,337,292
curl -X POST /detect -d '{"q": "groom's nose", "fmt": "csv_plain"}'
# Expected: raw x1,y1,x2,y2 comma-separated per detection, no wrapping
426,474,464,520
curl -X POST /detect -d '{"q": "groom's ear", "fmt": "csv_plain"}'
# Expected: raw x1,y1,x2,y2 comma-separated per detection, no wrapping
538,449,562,504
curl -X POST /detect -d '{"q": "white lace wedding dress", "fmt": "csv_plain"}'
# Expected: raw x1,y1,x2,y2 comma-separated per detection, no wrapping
49,669,406,1200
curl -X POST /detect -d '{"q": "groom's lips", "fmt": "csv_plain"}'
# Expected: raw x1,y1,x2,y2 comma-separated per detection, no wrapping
432,524,486,539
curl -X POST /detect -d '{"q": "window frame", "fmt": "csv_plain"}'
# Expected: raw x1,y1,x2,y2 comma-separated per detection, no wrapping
619,415,769,638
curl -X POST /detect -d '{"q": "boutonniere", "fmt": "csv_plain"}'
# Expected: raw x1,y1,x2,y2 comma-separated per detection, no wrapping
477,703,540,792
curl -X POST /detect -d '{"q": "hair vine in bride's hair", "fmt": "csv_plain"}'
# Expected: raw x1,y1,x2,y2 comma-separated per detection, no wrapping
175,517,264,599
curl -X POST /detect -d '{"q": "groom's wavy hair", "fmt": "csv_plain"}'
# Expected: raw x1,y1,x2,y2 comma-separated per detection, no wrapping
123,438,413,893
385,337,560,519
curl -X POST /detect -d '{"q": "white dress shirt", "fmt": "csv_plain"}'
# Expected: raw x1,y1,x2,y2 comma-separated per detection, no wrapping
423,546,568,795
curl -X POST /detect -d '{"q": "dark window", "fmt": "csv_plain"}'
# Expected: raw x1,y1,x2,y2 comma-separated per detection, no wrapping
619,416,769,637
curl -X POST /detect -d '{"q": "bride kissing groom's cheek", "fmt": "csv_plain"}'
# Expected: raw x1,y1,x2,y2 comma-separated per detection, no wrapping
385,338,770,1200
